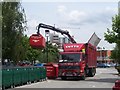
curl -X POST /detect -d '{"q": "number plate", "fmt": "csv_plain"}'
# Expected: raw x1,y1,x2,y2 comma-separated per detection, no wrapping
66,74,73,76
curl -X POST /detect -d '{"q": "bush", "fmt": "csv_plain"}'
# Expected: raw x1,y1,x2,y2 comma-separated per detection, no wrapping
115,66,120,74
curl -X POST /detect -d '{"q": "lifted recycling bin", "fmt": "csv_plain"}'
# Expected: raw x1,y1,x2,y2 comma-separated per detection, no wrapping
44,63,58,79
29,34,45,49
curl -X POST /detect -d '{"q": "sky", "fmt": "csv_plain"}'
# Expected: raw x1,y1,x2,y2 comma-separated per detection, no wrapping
21,1,120,50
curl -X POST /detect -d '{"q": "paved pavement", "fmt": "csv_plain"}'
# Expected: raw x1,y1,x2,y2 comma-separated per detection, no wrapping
16,67,120,88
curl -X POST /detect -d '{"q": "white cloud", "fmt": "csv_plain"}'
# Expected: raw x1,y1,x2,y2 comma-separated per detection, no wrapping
56,5,117,49
24,17,54,37
58,5,67,13
57,5,117,25
27,19,39,28
24,17,40,36
57,5,88,24
68,10,87,23
23,4,117,49
57,5,68,19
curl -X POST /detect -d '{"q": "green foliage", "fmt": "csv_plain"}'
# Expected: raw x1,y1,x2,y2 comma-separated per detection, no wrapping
40,42,59,63
22,40,59,63
2,2,59,64
47,43,59,62
104,15,120,64
0,2,2,59
2,2,27,63
104,15,120,44
110,46,119,63
115,66,120,74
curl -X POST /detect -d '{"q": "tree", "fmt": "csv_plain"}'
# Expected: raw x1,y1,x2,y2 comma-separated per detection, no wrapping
20,36,59,64
2,1,27,64
110,47,119,63
104,15,120,64
47,43,59,62
2,1,59,64
42,42,59,63
18,35,42,64
0,2,2,61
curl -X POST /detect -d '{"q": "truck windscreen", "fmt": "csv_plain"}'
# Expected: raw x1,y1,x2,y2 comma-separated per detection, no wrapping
59,53,80,62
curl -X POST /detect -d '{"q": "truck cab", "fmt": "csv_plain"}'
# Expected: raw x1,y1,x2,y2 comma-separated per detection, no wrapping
58,43,97,80
58,44,87,80
59,52,86,80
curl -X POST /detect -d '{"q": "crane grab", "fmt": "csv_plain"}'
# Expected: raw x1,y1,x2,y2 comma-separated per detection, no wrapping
29,23,76,49
36,23,76,43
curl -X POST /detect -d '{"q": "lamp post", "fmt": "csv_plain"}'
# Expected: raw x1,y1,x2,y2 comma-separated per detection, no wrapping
45,30,50,63
97,47,101,63
102,47,105,63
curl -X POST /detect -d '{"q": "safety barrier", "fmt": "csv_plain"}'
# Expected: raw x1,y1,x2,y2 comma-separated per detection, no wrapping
1,66,46,89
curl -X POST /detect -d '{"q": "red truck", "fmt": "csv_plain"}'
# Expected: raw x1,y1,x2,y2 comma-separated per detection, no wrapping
29,23,100,80
58,43,97,80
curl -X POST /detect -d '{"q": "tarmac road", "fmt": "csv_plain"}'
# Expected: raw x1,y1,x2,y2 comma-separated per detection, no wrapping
16,67,120,89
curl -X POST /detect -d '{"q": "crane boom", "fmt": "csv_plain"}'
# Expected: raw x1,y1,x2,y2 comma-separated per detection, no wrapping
37,23,76,43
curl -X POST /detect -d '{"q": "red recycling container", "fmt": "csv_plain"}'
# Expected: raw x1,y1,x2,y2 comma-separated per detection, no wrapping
115,80,120,87
113,80,120,90
29,34,46,49
113,86,120,90
44,63,58,79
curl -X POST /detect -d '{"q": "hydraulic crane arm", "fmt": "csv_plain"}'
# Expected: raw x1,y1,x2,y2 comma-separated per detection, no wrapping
37,23,76,43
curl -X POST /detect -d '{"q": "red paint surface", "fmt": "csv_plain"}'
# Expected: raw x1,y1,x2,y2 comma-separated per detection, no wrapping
44,63,58,79
29,34,45,49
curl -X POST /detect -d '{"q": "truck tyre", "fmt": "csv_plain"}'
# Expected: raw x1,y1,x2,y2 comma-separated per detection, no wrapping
88,68,96,77
80,71,86,80
61,77,67,80
80,75,85,80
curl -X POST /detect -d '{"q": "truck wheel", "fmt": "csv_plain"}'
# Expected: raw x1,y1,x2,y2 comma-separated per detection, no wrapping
61,77,67,80
88,68,96,77
80,75,85,80
80,71,86,80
